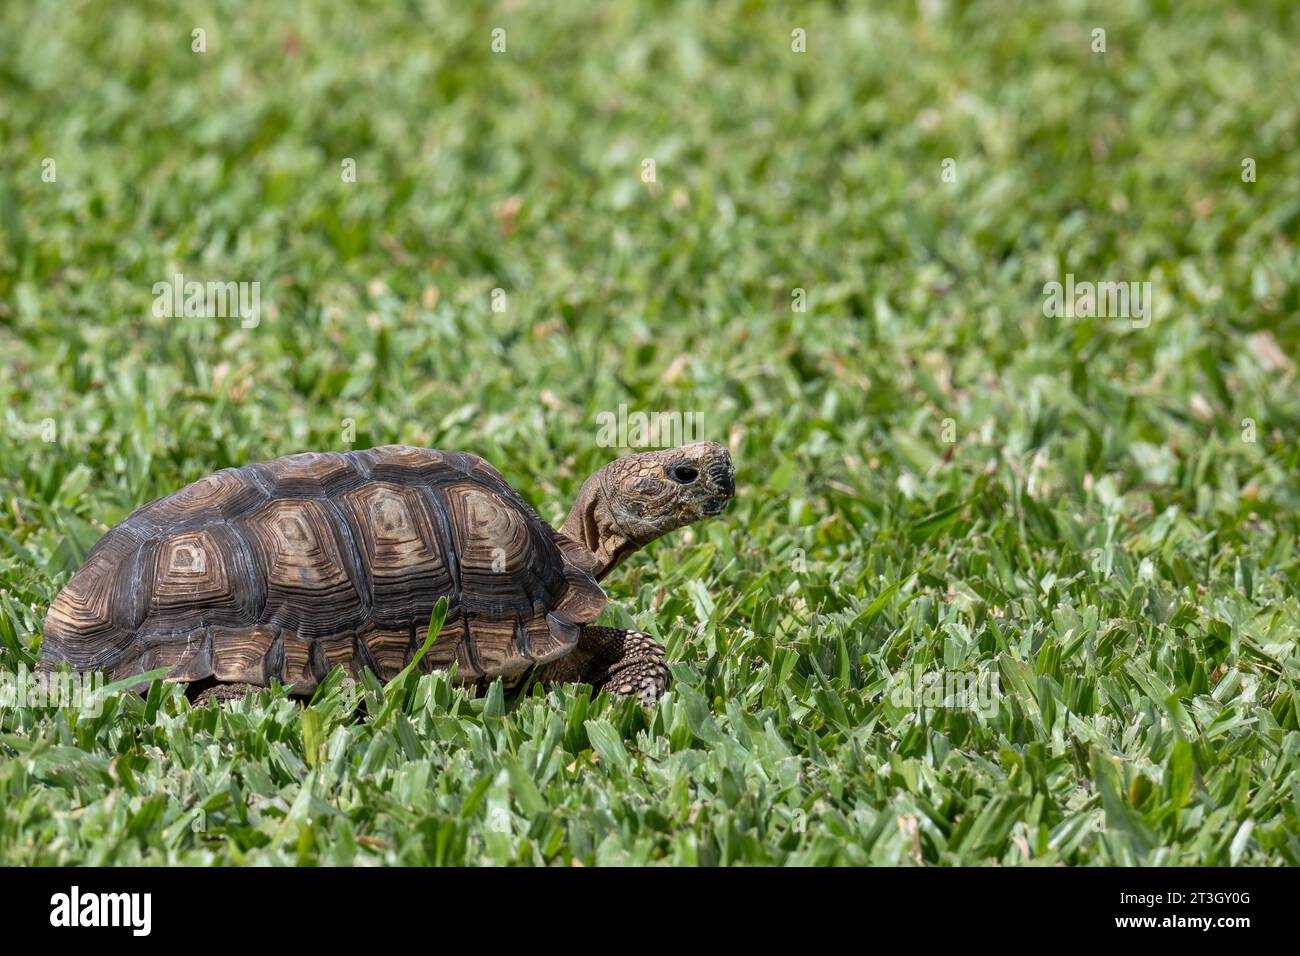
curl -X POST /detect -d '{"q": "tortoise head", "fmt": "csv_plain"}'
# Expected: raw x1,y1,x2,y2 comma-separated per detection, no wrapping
561,442,735,580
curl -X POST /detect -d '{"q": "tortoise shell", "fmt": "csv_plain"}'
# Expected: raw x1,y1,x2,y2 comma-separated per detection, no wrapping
41,446,606,692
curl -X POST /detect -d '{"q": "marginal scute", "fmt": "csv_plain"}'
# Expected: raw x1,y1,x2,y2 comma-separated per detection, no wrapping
139,627,206,676
211,626,277,683
318,633,359,680
359,624,416,681
166,629,214,682
40,445,608,691
279,630,317,690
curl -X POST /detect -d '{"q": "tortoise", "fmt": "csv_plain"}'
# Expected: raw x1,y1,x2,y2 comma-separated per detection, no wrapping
40,442,735,707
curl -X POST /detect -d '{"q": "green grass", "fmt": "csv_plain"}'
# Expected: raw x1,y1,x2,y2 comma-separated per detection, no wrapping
2,0,1299,865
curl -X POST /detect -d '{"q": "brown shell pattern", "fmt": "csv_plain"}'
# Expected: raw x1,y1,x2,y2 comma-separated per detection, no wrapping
41,446,606,691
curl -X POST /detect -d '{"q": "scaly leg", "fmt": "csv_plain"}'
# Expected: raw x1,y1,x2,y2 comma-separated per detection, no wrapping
534,626,669,707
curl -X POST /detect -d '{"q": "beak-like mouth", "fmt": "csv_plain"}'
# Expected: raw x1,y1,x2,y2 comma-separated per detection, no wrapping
703,453,735,513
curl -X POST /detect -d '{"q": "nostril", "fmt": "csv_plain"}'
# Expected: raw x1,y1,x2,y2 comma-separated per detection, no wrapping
669,464,699,484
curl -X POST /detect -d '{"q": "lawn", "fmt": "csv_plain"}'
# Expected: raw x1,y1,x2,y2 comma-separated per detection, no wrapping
1,0,1298,865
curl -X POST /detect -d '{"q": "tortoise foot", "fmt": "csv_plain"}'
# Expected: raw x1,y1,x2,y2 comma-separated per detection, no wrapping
536,626,669,707
601,650,669,708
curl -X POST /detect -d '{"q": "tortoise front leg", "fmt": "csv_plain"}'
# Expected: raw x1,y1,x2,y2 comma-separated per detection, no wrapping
535,626,669,707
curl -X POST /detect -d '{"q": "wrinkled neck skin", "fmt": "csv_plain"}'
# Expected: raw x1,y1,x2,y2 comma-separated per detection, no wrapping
560,474,640,581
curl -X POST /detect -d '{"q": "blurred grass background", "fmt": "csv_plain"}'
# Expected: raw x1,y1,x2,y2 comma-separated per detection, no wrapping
0,0,1298,864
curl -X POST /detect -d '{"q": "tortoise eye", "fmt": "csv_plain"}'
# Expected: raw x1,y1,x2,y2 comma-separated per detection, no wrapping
667,464,699,485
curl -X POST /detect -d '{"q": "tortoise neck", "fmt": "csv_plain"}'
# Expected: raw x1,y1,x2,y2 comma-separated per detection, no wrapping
561,475,638,581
